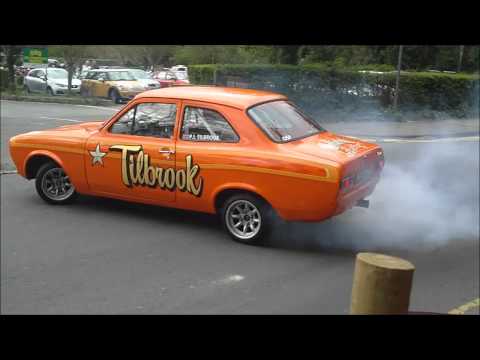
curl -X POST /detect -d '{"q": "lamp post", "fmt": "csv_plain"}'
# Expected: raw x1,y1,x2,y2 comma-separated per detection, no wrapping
393,45,403,111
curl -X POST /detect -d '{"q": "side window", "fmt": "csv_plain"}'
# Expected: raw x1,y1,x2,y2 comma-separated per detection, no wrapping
109,103,177,139
29,70,38,78
110,107,136,135
133,103,177,138
181,106,239,143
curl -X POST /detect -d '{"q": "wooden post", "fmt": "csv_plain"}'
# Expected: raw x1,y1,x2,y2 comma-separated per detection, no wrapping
350,252,415,315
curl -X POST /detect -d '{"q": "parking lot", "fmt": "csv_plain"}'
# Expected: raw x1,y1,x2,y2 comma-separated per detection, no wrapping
1,100,478,314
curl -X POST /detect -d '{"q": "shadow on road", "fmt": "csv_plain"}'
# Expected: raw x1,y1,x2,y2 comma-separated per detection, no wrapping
72,195,362,255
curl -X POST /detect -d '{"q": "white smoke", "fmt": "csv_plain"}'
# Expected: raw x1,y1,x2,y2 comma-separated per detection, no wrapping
269,139,480,253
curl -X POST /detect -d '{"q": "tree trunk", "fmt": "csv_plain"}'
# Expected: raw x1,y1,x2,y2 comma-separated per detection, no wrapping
67,63,74,95
6,46,20,91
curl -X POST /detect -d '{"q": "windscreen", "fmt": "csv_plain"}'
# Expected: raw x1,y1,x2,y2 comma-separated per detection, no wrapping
108,71,136,81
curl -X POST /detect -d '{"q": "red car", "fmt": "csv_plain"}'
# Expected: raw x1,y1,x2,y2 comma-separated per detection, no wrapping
153,70,190,88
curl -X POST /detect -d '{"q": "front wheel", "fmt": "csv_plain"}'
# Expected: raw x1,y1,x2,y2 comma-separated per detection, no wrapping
35,162,78,205
220,193,274,246
47,87,55,96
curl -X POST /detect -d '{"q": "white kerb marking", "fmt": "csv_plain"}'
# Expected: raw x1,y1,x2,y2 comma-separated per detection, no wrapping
39,116,81,123
212,274,245,286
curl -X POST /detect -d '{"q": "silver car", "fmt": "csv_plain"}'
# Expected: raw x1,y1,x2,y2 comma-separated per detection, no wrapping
24,68,82,96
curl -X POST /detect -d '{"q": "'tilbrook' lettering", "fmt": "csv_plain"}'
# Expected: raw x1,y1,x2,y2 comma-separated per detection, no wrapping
109,145,203,196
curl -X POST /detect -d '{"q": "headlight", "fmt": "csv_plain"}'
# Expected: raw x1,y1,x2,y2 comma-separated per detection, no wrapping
55,83,67,87
117,85,126,90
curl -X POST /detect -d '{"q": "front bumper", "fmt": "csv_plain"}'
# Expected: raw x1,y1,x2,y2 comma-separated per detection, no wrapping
118,90,145,99
53,86,81,95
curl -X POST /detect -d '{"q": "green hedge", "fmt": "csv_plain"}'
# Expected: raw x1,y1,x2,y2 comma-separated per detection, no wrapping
189,64,479,119
0,69,8,90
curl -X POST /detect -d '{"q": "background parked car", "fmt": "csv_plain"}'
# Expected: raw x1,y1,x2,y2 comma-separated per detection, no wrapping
24,68,81,95
80,69,147,103
128,68,161,89
153,70,190,88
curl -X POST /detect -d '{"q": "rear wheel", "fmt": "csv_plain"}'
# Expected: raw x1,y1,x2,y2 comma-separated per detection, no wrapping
220,193,274,246
35,162,78,205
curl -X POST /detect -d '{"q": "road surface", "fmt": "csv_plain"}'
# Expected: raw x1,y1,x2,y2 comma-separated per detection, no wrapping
1,100,478,314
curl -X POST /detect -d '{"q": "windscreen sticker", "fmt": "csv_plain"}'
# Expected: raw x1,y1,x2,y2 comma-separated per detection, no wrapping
109,145,203,197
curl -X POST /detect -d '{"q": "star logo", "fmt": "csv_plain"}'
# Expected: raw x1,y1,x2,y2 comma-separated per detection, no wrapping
89,144,107,166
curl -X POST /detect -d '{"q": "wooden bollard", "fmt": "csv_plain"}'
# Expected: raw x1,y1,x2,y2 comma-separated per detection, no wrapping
350,253,415,315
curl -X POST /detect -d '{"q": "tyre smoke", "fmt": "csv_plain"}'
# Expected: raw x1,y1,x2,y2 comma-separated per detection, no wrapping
270,140,480,253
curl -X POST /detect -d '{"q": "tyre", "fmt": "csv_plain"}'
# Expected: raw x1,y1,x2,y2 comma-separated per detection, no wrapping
47,87,55,96
109,88,121,104
35,162,78,205
220,193,274,245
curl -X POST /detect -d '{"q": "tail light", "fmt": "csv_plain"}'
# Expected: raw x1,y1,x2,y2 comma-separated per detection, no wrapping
377,150,385,168
340,175,355,192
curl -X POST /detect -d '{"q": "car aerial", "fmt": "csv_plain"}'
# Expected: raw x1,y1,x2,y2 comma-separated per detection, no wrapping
153,70,190,88
80,69,147,103
24,68,81,96
9,86,384,245
128,68,161,89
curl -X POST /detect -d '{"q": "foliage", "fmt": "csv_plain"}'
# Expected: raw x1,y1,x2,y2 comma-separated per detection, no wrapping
0,68,8,90
189,64,480,119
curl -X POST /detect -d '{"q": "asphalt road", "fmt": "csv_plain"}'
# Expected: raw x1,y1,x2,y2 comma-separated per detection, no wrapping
1,100,479,314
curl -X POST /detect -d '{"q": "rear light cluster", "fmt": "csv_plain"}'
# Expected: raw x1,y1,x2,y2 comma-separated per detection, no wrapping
340,175,356,192
340,149,385,193
377,150,385,168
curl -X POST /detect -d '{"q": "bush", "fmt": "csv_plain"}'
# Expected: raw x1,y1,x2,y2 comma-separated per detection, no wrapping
189,64,479,119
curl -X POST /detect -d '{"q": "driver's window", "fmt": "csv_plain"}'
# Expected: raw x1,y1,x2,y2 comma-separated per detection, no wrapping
110,108,135,135
109,103,177,138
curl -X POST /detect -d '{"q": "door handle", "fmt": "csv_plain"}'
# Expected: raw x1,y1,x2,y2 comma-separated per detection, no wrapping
158,149,175,154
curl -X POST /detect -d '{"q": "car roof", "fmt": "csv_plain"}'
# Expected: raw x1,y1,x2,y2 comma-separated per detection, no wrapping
88,68,133,72
136,86,287,110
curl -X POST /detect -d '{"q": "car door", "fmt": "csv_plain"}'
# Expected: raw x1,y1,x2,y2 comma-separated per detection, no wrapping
174,101,241,211
25,70,37,91
37,69,48,92
85,99,179,203
95,71,111,98
28,70,43,92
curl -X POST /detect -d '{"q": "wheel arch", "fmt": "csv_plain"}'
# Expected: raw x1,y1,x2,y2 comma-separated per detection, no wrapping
24,151,64,179
213,184,272,213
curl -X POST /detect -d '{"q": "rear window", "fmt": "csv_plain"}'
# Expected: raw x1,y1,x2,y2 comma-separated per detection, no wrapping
247,101,324,143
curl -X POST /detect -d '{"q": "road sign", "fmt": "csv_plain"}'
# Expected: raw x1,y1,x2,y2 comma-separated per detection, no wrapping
23,47,48,64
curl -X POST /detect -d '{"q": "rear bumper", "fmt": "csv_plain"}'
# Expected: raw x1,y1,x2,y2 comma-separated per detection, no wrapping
334,175,380,215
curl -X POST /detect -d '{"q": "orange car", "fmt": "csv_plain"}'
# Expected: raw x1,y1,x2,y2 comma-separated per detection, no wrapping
9,86,384,245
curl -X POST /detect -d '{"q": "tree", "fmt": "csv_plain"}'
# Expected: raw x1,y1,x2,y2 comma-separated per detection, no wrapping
2,45,22,90
50,45,88,94
272,46,301,65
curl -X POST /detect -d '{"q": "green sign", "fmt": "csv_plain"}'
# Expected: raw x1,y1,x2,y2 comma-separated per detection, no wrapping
23,47,48,64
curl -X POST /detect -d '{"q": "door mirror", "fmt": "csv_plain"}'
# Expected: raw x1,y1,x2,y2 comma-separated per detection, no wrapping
98,77,105,82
